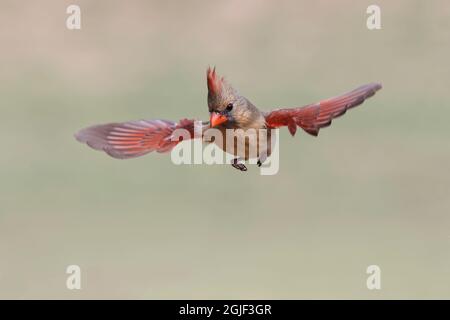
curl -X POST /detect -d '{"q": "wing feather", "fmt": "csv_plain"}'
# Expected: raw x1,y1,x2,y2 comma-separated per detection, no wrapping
265,83,382,136
75,118,199,159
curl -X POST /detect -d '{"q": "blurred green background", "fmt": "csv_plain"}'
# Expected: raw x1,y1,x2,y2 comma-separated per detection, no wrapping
1,0,449,299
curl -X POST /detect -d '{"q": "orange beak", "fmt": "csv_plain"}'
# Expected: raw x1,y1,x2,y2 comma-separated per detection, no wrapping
210,112,228,127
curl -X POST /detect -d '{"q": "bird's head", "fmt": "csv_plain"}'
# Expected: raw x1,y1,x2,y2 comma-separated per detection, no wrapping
207,67,250,128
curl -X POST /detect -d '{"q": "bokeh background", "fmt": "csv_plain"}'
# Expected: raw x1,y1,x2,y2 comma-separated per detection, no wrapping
1,0,449,299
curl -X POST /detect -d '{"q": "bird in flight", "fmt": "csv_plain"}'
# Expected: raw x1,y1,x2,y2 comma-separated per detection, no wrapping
75,67,382,171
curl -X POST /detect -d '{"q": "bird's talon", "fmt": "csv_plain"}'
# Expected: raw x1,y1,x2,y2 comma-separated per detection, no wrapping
231,163,247,171
231,159,247,172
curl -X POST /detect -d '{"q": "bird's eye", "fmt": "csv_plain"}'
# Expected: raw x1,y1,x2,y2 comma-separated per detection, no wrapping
226,103,233,111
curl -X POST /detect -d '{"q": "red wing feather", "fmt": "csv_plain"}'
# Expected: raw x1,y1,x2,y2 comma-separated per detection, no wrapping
265,83,382,136
75,118,197,159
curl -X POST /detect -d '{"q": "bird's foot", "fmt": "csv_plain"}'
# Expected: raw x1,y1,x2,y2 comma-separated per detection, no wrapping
257,160,262,167
232,163,247,171
231,159,247,172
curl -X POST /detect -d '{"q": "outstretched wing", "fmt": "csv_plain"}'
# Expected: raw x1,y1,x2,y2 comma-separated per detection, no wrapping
75,118,202,159
265,83,382,136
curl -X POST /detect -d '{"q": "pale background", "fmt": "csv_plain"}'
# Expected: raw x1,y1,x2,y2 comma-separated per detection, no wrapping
1,0,449,299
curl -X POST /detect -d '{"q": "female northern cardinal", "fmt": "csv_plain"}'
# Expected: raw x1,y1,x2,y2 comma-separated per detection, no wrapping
75,67,382,171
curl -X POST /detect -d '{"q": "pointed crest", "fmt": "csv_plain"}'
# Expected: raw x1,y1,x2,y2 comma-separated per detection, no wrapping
207,66,224,95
